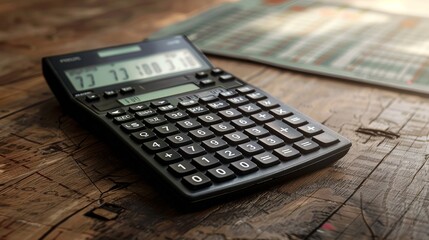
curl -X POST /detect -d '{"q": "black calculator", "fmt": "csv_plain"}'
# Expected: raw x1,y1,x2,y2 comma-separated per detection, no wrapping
42,36,351,203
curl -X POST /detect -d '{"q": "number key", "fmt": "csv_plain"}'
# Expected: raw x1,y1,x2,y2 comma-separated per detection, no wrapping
218,108,242,120
210,122,235,135
179,144,206,158
201,137,228,151
230,160,258,175
189,128,215,141
215,147,243,163
258,136,285,149
192,155,221,169
165,133,192,147
231,117,256,130
168,161,196,176
237,142,264,156
142,139,169,153
224,132,250,145
154,124,179,137
198,114,222,126
244,126,270,139
182,172,212,189
206,166,235,182
176,119,201,131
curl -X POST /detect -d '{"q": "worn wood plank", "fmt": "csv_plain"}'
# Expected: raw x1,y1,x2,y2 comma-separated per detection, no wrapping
1,0,429,239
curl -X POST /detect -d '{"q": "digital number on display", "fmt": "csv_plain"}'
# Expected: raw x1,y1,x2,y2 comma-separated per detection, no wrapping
64,49,202,91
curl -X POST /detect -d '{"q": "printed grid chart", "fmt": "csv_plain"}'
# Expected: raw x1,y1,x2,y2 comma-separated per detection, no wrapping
153,0,429,94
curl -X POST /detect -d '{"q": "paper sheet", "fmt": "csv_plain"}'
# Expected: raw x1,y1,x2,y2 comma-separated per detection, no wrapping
152,0,429,95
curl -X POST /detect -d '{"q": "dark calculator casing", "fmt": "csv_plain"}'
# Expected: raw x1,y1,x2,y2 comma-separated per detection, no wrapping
42,36,351,204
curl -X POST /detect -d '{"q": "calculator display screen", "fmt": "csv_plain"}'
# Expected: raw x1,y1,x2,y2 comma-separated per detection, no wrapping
118,83,200,106
64,49,204,91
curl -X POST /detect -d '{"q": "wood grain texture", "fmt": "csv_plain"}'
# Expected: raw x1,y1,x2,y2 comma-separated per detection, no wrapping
1,0,429,239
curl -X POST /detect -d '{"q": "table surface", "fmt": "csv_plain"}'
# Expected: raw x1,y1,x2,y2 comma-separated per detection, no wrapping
1,0,428,239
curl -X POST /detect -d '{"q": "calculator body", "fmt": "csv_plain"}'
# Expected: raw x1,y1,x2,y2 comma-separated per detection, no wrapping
42,36,351,203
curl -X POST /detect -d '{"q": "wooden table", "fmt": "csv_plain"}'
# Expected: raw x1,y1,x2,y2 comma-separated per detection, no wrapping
1,0,428,239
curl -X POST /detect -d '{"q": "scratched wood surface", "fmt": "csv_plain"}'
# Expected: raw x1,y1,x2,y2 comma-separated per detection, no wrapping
1,0,429,239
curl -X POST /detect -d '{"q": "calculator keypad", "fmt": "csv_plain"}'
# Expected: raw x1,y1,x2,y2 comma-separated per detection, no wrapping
107,69,345,193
